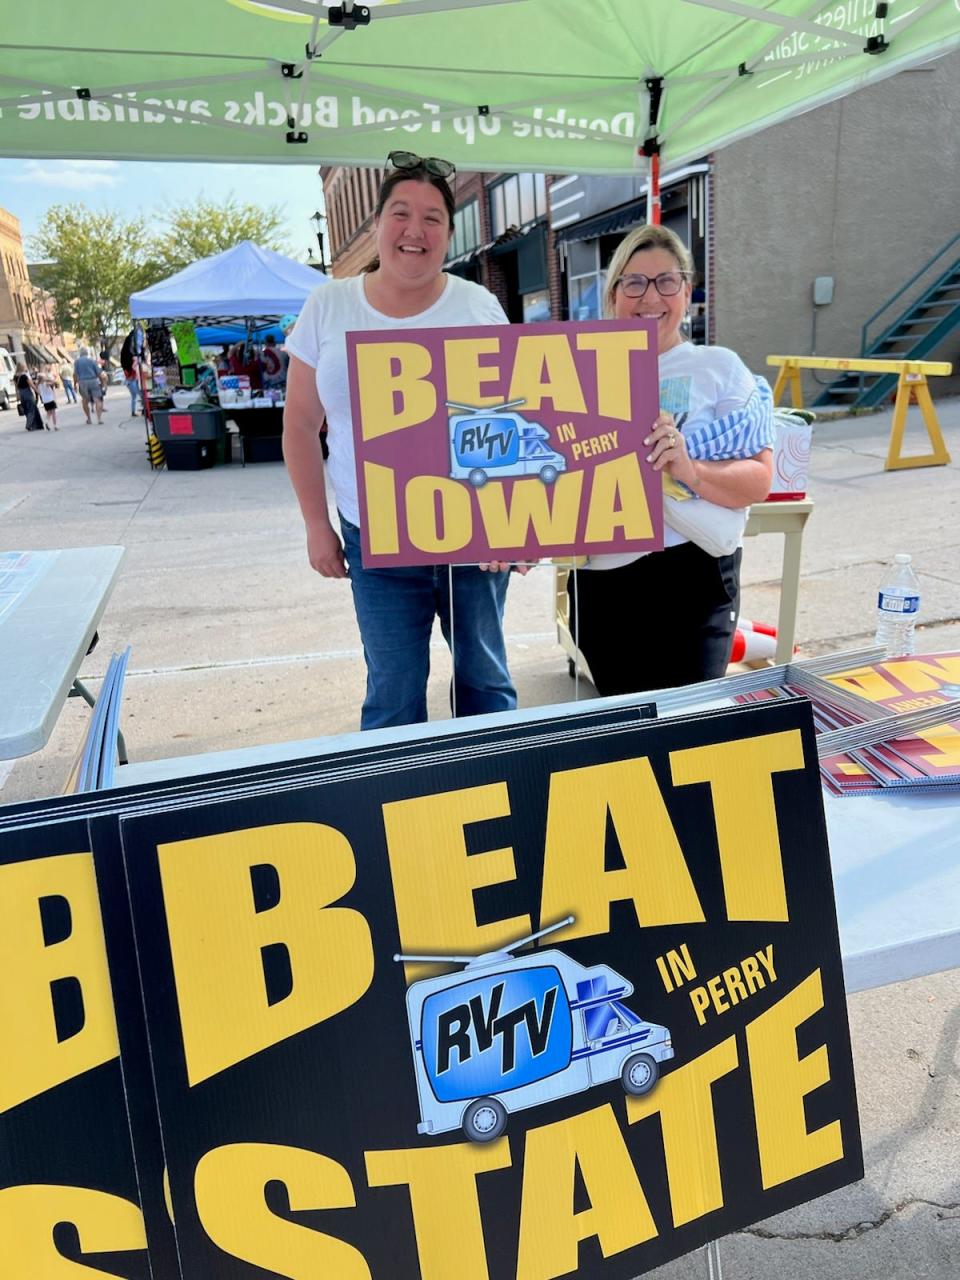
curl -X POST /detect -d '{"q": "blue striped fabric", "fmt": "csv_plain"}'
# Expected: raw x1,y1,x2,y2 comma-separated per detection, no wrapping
683,375,775,463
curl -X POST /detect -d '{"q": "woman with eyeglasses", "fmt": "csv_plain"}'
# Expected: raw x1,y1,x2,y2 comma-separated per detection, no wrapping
283,151,519,730
569,224,775,696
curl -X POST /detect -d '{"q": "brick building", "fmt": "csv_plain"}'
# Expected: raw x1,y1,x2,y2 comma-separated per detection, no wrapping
0,207,70,368
321,166,563,323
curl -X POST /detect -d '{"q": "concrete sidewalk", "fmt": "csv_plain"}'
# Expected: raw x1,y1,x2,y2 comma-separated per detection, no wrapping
1,382,958,1277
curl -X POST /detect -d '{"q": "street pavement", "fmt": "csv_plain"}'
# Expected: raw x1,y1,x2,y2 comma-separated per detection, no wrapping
1,382,958,1277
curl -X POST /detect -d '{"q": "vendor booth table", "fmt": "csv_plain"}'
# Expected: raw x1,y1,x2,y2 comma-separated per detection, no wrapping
0,547,125,760
128,241,327,468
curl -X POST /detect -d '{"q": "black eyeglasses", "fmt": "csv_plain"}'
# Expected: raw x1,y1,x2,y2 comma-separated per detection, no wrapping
386,149,456,180
615,271,692,299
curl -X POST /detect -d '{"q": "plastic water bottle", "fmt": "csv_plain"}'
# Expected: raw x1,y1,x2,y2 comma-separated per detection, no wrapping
874,554,921,657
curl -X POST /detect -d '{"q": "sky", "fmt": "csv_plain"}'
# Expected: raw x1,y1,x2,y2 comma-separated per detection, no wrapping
0,157,327,264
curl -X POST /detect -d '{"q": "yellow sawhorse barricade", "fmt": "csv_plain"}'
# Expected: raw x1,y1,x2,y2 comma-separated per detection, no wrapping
767,355,952,471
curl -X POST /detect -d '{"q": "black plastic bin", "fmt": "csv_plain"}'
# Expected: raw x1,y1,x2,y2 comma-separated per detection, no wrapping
163,440,217,471
152,406,225,442
242,434,284,464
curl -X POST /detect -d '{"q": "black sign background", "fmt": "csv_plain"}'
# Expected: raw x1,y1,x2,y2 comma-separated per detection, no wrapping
119,700,863,1279
0,818,153,1279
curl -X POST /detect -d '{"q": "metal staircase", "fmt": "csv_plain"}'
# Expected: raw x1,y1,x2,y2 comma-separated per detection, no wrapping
814,233,960,409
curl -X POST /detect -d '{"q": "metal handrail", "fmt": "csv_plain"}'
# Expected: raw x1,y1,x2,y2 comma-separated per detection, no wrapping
861,231,960,355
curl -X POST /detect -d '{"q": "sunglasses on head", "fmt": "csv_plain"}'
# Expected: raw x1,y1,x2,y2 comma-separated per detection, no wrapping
386,149,456,180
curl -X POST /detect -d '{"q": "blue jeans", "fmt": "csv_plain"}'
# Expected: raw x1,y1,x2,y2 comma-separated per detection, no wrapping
340,516,517,730
125,377,141,414
62,378,78,403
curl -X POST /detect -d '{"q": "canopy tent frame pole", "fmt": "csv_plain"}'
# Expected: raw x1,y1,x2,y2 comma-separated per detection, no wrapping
680,0,876,47
658,0,850,150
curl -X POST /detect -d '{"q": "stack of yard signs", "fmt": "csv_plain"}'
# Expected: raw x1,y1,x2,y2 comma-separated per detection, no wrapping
0,689,863,1279
736,652,960,796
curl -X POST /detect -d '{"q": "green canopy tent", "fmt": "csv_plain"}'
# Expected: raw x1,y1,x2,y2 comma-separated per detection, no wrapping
1,1,957,174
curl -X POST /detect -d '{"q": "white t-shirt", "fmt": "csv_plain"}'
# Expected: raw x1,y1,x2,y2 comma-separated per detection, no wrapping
286,273,508,526
586,341,758,571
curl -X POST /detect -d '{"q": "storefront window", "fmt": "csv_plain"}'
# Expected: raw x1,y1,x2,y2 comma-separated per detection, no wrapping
567,239,602,320
522,289,551,323
448,199,480,261
490,173,547,238
519,172,536,224
570,275,600,321
490,183,506,238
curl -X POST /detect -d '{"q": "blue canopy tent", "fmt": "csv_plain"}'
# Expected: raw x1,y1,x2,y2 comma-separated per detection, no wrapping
193,323,287,348
129,240,326,328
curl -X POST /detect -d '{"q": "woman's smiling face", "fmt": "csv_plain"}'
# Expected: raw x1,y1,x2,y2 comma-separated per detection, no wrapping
375,178,452,287
613,246,692,353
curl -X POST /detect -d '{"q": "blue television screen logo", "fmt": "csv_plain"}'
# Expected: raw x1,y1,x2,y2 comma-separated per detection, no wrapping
452,417,520,469
420,966,573,1102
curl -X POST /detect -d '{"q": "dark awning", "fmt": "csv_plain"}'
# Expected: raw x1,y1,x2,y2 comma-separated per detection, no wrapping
554,199,645,246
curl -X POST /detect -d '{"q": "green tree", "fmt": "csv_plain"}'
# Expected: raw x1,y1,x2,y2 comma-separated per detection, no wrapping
29,205,149,350
146,196,288,277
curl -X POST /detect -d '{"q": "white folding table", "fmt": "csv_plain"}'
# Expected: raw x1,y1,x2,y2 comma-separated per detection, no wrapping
0,546,126,760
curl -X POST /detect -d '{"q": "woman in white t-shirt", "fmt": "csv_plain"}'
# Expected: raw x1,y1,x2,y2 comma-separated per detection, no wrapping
569,224,775,695
284,153,520,731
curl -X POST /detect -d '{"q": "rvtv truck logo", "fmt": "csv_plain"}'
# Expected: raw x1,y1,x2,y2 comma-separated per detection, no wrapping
447,398,568,488
428,968,569,1094
398,919,674,1143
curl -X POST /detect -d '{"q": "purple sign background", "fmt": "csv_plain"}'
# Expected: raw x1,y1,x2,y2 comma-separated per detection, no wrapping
348,319,663,567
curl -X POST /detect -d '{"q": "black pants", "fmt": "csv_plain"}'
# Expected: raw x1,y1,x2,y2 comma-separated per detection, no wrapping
568,542,742,696
18,390,44,431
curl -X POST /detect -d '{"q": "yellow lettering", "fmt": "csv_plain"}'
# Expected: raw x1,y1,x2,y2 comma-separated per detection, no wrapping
0,854,118,1112
362,462,400,555
475,472,583,549
365,1141,511,1280
627,1037,738,1227
723,966,748,1005
405,476,472,555
689,986,710,1026
382,783,529,983
670,731,804,922
583,455,654,543
195,1143,370,1278
826,667,902,702
157,824,373,1086
576,330,650,422
540,758,704,943
746,970,844,1189
516,1104,656,1279
508,335,587,415
706,974,729,1015
741,955,762,993
444,336,502,408
915,723,960,769
0,1184,145,1278
355,342,436,440
880,656,960,692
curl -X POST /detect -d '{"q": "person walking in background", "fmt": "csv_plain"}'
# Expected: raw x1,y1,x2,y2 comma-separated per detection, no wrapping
74,346,105,424
37,367,59,429
60,362,78,403
119,329,142,417
123,362,141,416
15,363,44,431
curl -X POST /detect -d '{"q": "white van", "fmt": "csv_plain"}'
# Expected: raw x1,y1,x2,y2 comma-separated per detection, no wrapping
0,348,17,411
397,918,674,1143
